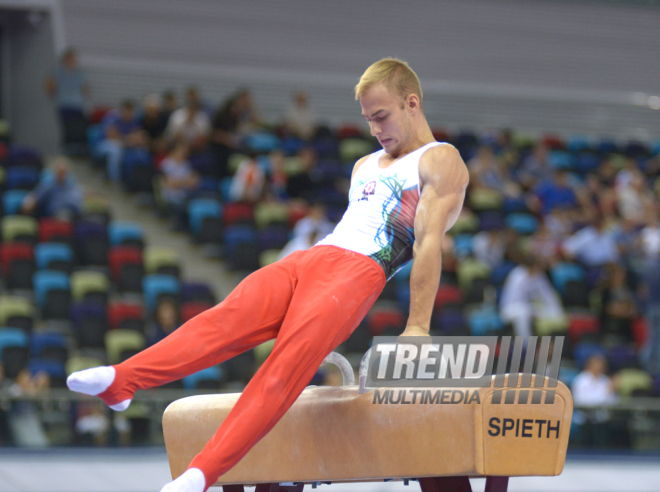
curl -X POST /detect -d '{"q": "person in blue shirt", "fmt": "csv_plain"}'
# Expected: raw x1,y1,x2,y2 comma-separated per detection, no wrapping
21,157,83,220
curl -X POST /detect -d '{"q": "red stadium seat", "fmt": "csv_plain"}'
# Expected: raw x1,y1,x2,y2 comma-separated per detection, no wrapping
223,203,254,226
180,302,213,323
108,302,145,332
433,285,463,311
38,218,74,243
567,314,600,344
108,246,142,283
367,305,406,336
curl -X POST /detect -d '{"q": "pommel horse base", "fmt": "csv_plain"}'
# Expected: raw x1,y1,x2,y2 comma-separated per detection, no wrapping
163,353,572,492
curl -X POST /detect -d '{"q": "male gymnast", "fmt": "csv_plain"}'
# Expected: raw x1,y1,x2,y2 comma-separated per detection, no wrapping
67,58,469,492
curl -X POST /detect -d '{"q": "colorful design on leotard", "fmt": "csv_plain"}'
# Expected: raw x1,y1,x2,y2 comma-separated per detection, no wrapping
369,173,419,280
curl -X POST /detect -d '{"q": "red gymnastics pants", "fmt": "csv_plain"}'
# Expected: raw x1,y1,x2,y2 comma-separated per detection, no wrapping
97,245,386,489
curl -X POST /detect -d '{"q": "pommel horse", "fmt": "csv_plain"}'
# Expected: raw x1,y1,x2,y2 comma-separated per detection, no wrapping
163,352,573,492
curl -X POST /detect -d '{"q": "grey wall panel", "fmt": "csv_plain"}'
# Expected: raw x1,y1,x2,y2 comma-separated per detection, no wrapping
60,0,660,139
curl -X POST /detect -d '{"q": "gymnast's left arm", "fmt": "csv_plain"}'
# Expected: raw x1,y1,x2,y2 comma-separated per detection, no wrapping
402,144,469,337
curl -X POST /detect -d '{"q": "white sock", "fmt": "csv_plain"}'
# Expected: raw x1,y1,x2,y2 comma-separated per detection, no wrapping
66,366,132,411
159,468,206,492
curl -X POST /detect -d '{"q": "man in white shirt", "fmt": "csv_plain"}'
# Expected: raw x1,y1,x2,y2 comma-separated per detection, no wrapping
500,254,565,340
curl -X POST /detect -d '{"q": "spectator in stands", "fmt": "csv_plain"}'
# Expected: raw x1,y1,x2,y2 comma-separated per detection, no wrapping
278,203,333,259
472,229,507,268
640,212,660,259
44,47,89,155
616,170,654,225
21,157,83,220
529,223,561,268
572,354,622,447
139,94,168,153
641,254,660,374
98,100,147,184
162,90,179,121
165,87,211,151
211,89,260,179
517,143,552,188
282,91,317,140
599,264,637,343
6,368,50,447
286,147,319,200
266,150,288,200
228,152,265,203
146,299,181,346
530,170,578,216
499,253,565,340
562,214,619,268
468,144,519,197
160,142,200,227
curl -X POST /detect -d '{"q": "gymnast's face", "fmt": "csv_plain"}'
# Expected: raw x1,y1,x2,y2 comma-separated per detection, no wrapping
360,83,414,157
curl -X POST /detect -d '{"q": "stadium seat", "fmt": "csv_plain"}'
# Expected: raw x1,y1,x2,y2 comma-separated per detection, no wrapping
144,246,180,277
109,221,145,249
108,246,143,291
143,274,181,312
258,225,290,251
182,365,223,390
245,132,281,153
0,296,34,332
5,166,40,190
38,218,74,244
575,152,600,174
108,302,145,332
572,342,605,369
71,301,108,349
468,308,504,336
456,259,491,293
607,345,639,372
615,368,653,397
223,225,259,271
259,249,281,268
2,189,29,215
0,328,30,356
33,270,71,320
504,213,539,235
254,201,289,229
550,262,586,295
65,355,103,375
30,332,68,363
453,233,474,257
547,151,576,170
223,203,254,226
433,308,468,335
8,146,42,170
181,302,213,323
181,282,216,305
34,242,74,272
1,346,29,378
490,261,516,287
2,216,38,244
562,279,590,308
105,329,145,365
0,242,35,289
468,188,502,212
367,304,406,336
567,314,600,343
433,285,463,311
534,317,567,336
83,195,112,226
187,199,222,238
74,220,109,266
448,211,479,235
339,138,373,164
70,270,110,304
567,136,592,153
28,358,67,385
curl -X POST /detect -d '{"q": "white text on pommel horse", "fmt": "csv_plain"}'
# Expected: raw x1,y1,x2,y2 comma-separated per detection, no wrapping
375,343,490,380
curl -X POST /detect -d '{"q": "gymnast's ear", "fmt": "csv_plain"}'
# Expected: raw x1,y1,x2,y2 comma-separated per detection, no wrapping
406,93,421,113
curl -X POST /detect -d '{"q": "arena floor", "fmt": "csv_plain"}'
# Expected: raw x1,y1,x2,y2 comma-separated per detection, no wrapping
0,449,658,492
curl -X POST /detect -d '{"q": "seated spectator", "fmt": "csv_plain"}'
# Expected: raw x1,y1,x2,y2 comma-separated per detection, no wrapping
228,153,265,203
571,354,625,447
468,144,519,197
517,143,552,189
162,90,179,122
599,264,637,343
562,214,619,268
499,253,565,340
528,223,561,268
616,170,654,225
473,230,507,268
530,170,577,216
22,157,83,219
640,212,660,259
160,142,200,226
165,87,211,151
139,93,168,153
282,90,317,140
146,299,181,346
278,202,334,260
266,150,288,200
6,368,50,447
641,254,660,374
286,147,320,200
98,99,148,183
211,89,260,179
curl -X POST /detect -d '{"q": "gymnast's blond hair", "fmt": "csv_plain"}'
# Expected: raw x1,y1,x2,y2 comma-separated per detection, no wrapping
354,58,423,107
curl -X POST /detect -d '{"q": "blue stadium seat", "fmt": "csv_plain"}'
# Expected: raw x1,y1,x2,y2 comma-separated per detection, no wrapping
28,358,66,379
573,342,605,369
32,270,70,309
245,132,281,153
223,225,259,258
108,221,144,247
6,166,40,190
468,308,504,336
34,243,74,270
0,328,30,357
550,262,586,294
218,178,233,202
30,332,67,357
597,139,618,154
182,365,223,389
2,190,29,215
453,234,474,257
87,124,105,158
8,147,42,170
504,213,538,235
566,136,592,153
143,274,181,312
547,151,576,170
558,366,580,387
575,152,601,174
188,199,222,237
491,261,516,286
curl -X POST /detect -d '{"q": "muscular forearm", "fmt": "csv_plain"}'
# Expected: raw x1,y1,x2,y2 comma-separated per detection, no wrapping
406,237,443,332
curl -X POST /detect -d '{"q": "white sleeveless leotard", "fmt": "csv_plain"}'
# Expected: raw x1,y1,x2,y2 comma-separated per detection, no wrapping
317,142,446,280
